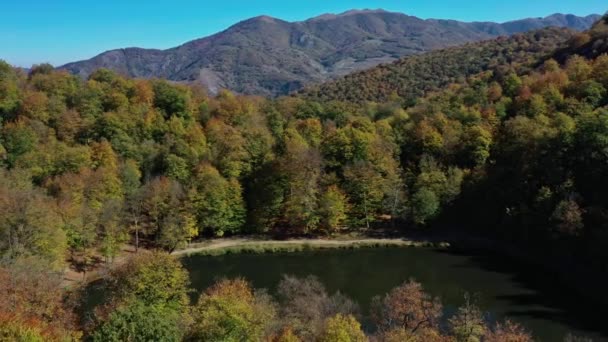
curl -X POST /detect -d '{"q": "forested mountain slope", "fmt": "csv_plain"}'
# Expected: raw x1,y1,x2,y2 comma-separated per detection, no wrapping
299,27,575,104
553,13,608,61
60,10,599,97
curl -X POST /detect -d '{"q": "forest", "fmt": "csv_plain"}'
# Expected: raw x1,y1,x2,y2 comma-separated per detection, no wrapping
0,13,607,342
299,27,576,104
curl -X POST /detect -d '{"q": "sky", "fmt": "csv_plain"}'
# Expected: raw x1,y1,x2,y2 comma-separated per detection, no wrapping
1,0,606,67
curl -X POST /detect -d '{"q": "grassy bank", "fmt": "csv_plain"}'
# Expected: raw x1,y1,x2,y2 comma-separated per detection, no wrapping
61,237,450,288
174,238,451,257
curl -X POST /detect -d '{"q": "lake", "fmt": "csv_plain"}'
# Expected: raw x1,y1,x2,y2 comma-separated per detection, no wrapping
182,247,607,342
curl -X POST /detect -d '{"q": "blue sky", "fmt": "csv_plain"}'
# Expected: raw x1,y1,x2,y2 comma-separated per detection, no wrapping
1,0,605,67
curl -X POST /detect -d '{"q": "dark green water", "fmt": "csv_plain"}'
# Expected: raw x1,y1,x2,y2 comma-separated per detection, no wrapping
182,247,607,342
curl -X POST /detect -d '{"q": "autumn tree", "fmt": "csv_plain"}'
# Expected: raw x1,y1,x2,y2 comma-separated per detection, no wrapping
280,128,322,232
97,199,127,262
0,260,79,340
189,278,276,342
205,118,251,178
319,314,367,342
551,199,584,236
123,187,146,253
277,275,359,340
318,185,349,233
189,163,245,236
0,317,46,342
0,171,66,268
448,295,487,342
371,280,443,334
0,61,20,119
141,177,198,252
343,161,386,229
484,320,532,342
105,252,190,310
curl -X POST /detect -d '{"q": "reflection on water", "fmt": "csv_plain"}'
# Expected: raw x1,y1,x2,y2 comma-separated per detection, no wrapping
182,247,608,342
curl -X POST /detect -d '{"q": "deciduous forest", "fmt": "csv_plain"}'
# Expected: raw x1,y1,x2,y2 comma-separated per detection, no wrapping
1,12,607,342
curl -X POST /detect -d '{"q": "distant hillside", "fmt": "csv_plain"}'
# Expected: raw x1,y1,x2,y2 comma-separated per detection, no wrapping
299,27,577,104
60,10,600,97
552,14,608,62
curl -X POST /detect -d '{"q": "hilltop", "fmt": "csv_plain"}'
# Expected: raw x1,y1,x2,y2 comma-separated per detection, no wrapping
60,10,600,96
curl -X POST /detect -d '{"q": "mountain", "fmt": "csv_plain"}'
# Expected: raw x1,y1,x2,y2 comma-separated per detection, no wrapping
552,14,608,62
60,10,601,97
298,27,576,104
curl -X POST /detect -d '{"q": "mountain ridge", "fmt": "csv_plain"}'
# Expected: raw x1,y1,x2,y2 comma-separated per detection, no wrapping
60,10,601,96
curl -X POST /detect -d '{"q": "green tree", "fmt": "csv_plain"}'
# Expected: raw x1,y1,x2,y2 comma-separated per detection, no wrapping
156,205,197,253
463,126,492,167
189,163,246,236
107,252,190,309
411,188,440,226
448,295,486,342
503,73,523,98
98,199,127,262
566,55,592,84
343,161,386,229
319,314,367,342
119,159,141,197
86,167,124,210
0,61,20,118
577,80,606,107
1,120,37,167
593,54,608,88
280,129,322,232
205,118,251,178
90,302,184,342
164,153,190,182
141,177,198,251
152,80,191,119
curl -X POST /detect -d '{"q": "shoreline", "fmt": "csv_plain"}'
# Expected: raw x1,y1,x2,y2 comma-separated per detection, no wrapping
61,236,450,287
172,237,451,257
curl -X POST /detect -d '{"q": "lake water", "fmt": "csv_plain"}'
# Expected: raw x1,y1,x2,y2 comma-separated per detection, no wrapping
182,247,608,342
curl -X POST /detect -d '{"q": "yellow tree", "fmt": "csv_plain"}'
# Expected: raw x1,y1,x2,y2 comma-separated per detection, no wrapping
318,185,349,233
190,278,276,341
319,314,367,342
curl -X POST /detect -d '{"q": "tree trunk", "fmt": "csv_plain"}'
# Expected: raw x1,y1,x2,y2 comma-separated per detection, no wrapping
392,188,399,229
135,224,139,253
364,192,370,229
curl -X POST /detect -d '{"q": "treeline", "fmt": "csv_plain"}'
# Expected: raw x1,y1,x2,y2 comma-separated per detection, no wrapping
0,62,413,269
0,251,536,341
